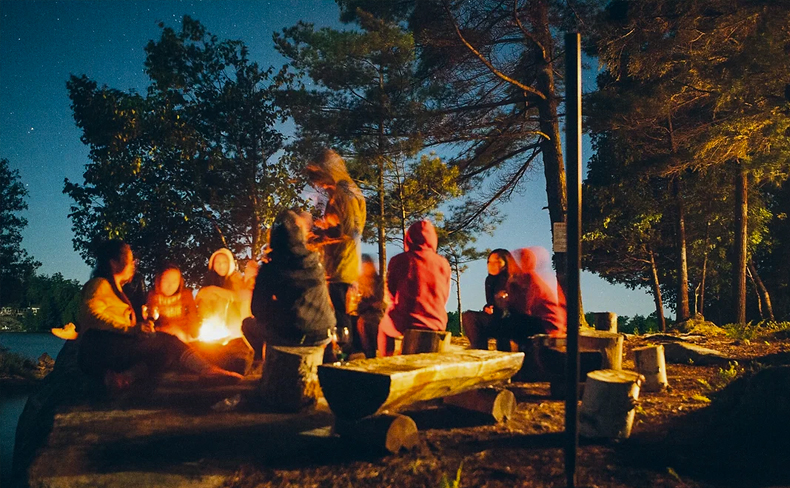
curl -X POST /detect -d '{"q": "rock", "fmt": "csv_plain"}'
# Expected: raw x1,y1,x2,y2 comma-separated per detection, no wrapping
661,341,731,365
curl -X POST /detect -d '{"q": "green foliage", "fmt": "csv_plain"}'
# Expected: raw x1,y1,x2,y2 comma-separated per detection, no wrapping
21,273,82,332
587,312,664,335
0,158,40,307
587,0,790,324
276,10,466,270
0,346,37,380
65,17,304,285
439,463,463,488
714,361,744,389
446,311,461,337
723,321,790,341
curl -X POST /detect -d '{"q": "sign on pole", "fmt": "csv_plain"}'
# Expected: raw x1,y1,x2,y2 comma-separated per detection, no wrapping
553,222,567,253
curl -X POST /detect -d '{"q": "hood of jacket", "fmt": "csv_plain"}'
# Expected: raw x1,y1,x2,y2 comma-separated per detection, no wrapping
208,248,236,276
404,220,438,253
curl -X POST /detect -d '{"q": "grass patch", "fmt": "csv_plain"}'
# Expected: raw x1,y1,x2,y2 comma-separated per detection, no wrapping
723,321,790,341
439,463,463,488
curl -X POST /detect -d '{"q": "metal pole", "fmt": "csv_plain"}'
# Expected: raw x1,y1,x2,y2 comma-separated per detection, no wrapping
564,32,582,488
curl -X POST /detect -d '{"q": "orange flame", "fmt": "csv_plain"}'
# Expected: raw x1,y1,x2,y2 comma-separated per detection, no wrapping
197,315,235,344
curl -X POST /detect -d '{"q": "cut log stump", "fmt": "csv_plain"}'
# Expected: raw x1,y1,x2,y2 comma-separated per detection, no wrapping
633,345,669,391
334,413,419,454
593,312,618,333
443,387,516,423
318,350,524,420
579,369,644,439
579,329,624,370
401,329,452,355
257,344,325,412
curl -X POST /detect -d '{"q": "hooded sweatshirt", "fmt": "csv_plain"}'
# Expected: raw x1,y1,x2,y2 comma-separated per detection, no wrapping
386,220,451,332
251,210,336,345
511,247,567,337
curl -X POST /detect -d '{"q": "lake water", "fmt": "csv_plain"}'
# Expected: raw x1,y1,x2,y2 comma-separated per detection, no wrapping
0,333,65,486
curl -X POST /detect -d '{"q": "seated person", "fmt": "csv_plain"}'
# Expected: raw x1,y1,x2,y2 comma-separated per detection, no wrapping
496,247,567,351
195,248,245,336
378,220,451,356
462,249,521,351
146,264,199,342
78,240,242,392
356,254,387,358
243,209,336,356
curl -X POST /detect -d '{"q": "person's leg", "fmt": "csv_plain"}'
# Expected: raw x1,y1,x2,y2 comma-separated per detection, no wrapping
241,317,265,360
328,282,353,347
376,313,401,357
462,311,493,350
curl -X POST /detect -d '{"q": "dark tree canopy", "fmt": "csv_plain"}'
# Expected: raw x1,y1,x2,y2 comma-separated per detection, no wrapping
0,159,40,306
65,17,304,285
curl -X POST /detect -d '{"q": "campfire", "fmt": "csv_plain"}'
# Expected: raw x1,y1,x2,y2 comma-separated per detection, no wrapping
195,315,239,345
191,316,252,375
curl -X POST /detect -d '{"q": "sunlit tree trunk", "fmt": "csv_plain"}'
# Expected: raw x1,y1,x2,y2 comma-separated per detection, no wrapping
733,162,747,324
672,177,690,322
648,247,666,332
748,258,774,321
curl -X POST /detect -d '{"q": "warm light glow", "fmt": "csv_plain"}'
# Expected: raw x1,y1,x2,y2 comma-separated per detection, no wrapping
197,315,234,344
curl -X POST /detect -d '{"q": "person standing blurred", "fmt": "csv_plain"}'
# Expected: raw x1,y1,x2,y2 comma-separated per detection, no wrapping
305,148,366,352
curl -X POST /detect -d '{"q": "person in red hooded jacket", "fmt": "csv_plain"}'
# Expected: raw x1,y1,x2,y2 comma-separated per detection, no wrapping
502,247,567,348
378,220,451,356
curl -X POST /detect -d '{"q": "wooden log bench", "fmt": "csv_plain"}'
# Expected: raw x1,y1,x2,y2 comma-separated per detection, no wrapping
319,350,524,452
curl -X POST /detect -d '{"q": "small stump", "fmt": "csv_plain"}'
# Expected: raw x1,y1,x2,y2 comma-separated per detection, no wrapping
401,329,452,355
257,344,325,412
633,345,669,391
579,369,643,439
593,312,618,333
579,329,624,370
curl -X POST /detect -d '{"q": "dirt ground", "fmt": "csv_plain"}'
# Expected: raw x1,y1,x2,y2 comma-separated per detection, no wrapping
222,332,790,488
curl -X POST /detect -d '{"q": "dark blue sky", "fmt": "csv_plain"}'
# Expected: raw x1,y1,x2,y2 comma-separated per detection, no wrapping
0,0,659,316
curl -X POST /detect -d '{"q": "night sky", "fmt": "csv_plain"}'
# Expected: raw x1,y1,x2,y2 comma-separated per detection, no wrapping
0,0,659,316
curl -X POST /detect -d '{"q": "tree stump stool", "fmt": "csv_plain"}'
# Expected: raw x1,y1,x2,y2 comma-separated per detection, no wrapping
401,329,452,355
633,345,669,391
257,344,325,412
579,369,644,439
579,329,624,370
593,312,618,333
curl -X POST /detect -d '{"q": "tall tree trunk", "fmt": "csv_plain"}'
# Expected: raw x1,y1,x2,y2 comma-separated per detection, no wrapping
699,220,709,316
377,154,387,283
733,163,747,324
530,1,568,296
454,263,463,331
648,247,666,332
748,258,774,321
672,177,691,322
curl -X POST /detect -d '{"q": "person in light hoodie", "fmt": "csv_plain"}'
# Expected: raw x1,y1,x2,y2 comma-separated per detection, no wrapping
377,220,451,356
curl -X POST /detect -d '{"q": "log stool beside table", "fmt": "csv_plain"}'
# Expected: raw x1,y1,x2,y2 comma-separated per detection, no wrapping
520,329,624,398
